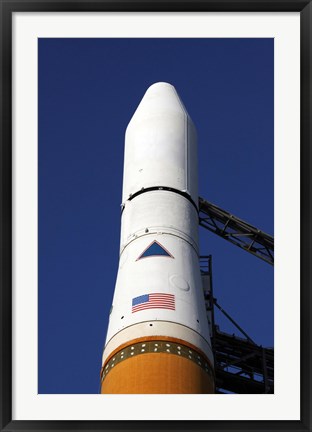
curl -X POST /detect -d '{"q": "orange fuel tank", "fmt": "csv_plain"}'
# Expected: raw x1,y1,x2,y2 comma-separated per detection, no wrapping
100,336,214,394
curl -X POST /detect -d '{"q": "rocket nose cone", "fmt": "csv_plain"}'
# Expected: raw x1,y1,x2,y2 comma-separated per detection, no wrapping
123,81,198,204
145,81,175,93
127,82,190,128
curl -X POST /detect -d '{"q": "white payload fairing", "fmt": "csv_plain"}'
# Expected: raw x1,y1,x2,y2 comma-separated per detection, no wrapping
100,82,214,393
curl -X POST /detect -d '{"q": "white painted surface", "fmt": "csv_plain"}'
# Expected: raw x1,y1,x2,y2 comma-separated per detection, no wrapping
104,83,212,368
102,321,213,365
120,190,199,253
104,232,212,362
122,82,198,202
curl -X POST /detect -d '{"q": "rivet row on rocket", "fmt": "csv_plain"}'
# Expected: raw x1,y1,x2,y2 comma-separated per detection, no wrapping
100,82,215,393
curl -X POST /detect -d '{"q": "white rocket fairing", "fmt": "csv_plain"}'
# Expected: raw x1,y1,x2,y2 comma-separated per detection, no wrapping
100,82,214,394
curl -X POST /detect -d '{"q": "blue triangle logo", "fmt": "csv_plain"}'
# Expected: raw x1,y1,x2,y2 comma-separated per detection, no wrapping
136,240,174,260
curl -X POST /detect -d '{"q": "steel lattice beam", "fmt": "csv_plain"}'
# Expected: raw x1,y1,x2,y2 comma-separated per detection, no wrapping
198,197,274,265
200,256,274,394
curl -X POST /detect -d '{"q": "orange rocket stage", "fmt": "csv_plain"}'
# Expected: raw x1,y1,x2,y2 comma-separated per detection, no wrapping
100,336,214,394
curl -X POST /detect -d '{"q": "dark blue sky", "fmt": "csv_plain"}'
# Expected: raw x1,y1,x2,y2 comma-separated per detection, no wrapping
38,38,274,394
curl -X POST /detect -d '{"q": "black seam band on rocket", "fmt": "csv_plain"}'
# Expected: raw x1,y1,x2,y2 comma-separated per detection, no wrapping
100,340,214,383
123,186,199,213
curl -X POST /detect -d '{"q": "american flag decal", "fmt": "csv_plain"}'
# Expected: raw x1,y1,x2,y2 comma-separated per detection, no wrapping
132,293,175,313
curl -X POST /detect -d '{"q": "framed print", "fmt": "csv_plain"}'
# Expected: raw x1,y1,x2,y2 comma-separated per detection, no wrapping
1,1,311,431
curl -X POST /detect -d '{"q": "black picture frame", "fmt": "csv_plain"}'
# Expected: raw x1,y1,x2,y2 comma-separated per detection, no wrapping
1,1,311,431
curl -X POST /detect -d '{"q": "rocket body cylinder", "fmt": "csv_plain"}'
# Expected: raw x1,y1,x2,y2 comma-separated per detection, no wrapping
101,83,214,393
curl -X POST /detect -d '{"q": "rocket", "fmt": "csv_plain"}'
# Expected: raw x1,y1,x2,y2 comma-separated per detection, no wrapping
100,82,214,394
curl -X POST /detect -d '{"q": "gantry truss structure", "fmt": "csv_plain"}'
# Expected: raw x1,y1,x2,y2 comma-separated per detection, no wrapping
200,256,274,394
198,196,274,394
198,197,274,266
